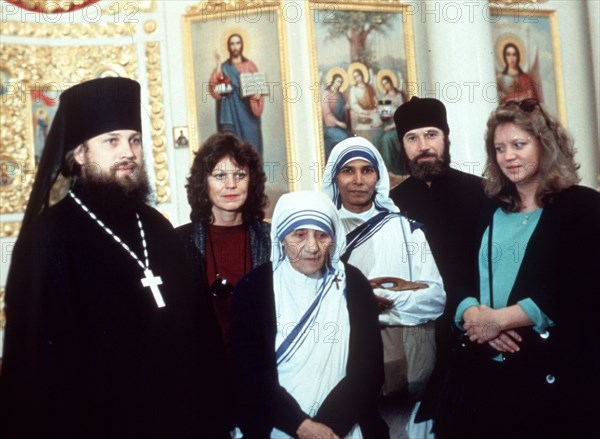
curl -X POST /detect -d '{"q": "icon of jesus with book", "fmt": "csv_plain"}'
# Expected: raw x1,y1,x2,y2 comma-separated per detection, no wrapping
209,33,268,155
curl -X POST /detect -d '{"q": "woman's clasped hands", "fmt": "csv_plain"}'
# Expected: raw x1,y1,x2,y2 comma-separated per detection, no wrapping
463,304,523,353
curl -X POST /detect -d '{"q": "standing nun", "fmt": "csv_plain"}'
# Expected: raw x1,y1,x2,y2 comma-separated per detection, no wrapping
230,191,389,439
322,137,446,438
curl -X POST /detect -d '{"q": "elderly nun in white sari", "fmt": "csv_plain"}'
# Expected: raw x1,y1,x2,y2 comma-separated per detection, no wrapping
231,191,388,439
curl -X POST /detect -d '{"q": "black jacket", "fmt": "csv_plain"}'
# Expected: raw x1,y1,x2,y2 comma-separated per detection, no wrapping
438,185,600,438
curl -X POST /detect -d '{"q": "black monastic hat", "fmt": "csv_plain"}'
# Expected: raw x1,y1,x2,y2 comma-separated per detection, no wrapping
393,96,450,141
21,77,141,231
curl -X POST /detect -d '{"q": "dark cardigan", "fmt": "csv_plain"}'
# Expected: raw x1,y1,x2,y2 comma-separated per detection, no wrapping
390,168,487,312
230,262,389,439
175,219,271,290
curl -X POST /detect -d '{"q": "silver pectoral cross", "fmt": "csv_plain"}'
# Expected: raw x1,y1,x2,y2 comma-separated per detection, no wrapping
141,269,165,308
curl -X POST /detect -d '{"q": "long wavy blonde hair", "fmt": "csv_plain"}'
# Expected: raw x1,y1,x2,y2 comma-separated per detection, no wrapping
483,100,580,212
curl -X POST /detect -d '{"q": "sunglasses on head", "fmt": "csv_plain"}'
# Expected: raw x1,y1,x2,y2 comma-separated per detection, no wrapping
503,98,541,112
503,98,553,134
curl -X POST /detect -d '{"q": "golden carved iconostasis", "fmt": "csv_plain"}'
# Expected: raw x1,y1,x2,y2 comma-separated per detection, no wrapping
0,0,599,334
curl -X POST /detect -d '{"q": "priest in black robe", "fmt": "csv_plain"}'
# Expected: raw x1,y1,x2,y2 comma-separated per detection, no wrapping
390,97,487,312
0,77,230,439
389,97,487,428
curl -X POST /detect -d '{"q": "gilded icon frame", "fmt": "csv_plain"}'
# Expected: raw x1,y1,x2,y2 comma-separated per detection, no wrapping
182,1,295,217
490,6,566,124
307,0,417,177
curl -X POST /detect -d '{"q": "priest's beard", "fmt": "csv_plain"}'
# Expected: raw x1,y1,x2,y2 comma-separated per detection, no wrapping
75,164,151,213
407,140,451,182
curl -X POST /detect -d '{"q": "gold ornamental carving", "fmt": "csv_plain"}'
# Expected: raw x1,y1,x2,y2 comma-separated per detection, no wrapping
3,0,155,14
144,20,157,34
0,21,136,38
186,0,280,15
0,43,138,215
3,0,98,13
489,0,548,4
103,0,156,14
0,221,22,237
145,42,171,205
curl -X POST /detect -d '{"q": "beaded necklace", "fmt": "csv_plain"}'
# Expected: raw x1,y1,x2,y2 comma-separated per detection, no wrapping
69,191,165,308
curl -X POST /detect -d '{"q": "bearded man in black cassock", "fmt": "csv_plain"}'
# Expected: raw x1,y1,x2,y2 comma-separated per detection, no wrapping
0,77,230,439
389,97,487,434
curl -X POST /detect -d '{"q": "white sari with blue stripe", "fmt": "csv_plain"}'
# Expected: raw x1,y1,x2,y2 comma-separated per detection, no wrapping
270,191,361,439
322,137,446,326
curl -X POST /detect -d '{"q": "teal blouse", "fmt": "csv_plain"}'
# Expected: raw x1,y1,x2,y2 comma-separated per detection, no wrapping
455,207,554,335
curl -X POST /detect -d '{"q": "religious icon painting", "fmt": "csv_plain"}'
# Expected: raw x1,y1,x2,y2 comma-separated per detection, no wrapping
30,90,60,165
0,69,21,193
0,154,19,188
173,126,190,149
183,1,294,218
27,88,74,206
308,0,417,185
490,5,566,123
3,86,88,213
0,68,11,96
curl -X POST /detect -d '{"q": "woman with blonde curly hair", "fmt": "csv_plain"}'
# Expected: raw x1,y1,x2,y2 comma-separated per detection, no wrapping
482,99,580,209
436,99,599,438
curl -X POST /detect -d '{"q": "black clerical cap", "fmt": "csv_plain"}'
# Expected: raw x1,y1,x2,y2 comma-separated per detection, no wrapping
394,96,450,141
21,77,142,231
59,77,141,152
